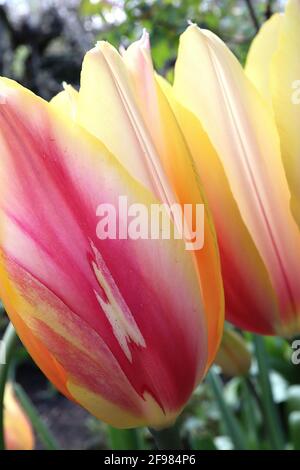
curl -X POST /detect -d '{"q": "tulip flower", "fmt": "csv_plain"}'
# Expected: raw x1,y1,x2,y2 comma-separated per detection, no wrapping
4,384,34,450
214,328,251,377
0,33,223,428
160,0,300,337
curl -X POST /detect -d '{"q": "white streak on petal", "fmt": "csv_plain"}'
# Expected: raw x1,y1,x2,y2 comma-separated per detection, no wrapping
91,241,146,361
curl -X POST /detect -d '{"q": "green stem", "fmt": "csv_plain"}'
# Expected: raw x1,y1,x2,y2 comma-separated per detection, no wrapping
253,334,285,449
108,427,143,450
14,384,59,450
207,369,247,450
0,323,18,450
0,302,5,316
241,378,259,449
244,0,260,32
149,425,182,450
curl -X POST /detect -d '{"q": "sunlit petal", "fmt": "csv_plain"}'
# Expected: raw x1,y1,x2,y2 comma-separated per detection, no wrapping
245,13,282,106
271,0,300,227
173,25,300,335
158,75,279,334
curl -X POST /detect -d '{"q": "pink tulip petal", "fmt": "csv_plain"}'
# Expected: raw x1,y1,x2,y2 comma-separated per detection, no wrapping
0,78,208,426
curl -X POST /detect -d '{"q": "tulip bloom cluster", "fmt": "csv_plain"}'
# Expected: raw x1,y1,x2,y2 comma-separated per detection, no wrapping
0,0,298,430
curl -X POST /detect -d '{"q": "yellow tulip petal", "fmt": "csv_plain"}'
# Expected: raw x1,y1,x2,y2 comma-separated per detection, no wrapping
50,83,78,119
158,75,280,335
77,41,157,194
271,0,300,227
245,13,282,106
173,25,300,335
122,30,164,154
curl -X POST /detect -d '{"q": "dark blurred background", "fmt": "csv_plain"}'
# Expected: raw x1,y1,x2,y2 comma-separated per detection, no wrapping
0,0,284,100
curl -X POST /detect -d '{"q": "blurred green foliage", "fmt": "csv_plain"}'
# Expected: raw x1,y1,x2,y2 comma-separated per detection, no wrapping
0,0,283,98
80,0,282,69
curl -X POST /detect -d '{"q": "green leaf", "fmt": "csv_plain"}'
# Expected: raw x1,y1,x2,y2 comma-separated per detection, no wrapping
14,384,60,450
289,411,300,450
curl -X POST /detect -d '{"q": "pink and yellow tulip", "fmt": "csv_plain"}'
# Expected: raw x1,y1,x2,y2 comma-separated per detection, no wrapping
0,33,223,428
162,0,300,337
4,383,34,450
